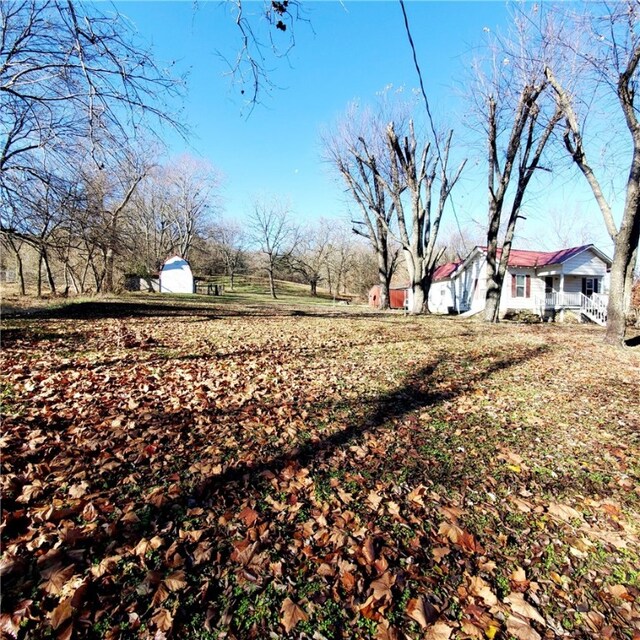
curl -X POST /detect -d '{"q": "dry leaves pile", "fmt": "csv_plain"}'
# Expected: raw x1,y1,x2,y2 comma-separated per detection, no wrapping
1,300,639,639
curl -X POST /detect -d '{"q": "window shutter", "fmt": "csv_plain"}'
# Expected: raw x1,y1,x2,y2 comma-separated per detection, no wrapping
594,278,599,294
511,274,516,297
581,278,586,296
525,275,531,298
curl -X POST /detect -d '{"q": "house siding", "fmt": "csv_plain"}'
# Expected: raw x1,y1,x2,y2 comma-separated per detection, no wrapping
501,269,545,311
428,280,455,313
564,276,583,294
562,249,608,276
459,253,485,312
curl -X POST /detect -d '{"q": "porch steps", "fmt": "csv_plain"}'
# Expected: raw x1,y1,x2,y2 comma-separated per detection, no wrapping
535,292,608,326
580,293,608,326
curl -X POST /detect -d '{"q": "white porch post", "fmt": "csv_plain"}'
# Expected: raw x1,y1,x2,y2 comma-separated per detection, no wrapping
559,268,565,322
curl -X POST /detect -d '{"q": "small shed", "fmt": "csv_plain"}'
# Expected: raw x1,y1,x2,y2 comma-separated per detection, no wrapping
368,285,409,309
159,256,194,294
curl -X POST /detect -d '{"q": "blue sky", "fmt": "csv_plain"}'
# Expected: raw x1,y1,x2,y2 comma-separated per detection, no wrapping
114,1,615,254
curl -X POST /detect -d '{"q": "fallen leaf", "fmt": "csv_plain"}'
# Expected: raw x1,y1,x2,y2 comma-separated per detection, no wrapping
238,506,259,526
152,583,169,607
438,521,464,543
548,502,583,522
50,598,73,630
361,538,376,564
506,614,541,640
371,572,395,601
40,564,76,596
468,576,498,606
505,593,545,625
406,596,438,628
425,621,453,640
433,546,450,562
280,598,308,633
151,608,173,632
164,570,187,592
367,491,383,510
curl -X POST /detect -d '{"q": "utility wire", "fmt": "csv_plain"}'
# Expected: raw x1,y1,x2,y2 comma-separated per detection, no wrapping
398,0,468,256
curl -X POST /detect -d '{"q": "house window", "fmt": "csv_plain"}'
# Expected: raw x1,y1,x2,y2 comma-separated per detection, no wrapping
511,274,531,298
582,277,599,297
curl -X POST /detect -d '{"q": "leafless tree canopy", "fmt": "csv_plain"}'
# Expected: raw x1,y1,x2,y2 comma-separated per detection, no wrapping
468,7,562,322
542,1,640,344
220,0,304,112
0,0,183,185
248,196,298,299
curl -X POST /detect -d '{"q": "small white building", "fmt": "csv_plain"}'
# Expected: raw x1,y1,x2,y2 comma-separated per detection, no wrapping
159,256,194,294
429,244,612,324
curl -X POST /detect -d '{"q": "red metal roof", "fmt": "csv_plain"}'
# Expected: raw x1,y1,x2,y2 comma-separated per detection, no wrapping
433,244,606,282
433,262,460,281
481,244,594,268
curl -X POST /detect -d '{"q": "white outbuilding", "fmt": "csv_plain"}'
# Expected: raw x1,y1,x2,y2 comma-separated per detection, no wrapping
159,256,194,294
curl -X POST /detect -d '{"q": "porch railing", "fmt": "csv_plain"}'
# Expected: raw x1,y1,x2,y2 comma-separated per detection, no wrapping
536,292,608,325
538,291,582,308
581,292,608,325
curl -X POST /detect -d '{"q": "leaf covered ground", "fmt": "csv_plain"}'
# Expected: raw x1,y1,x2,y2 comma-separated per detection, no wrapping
1,298,639,640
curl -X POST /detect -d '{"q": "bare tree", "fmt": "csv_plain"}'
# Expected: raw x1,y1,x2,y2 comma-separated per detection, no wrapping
381,122,465,313
323,104,400,310
543,1,640,345
289,221,334,296
78,148,150,293
436,223,485,264
546,206,601,250
249,197,297,299
0,0,182,194
471,11,562,322
161,156,222,261
219,0,304,111
0,0,183,294
213,218,248,291
324,224,358,298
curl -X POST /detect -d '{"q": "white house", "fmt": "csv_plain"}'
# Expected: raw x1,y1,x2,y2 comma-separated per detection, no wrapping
429,244,612,324
159,256,194,294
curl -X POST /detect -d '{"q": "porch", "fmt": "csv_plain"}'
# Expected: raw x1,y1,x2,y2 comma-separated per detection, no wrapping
535,291,609,325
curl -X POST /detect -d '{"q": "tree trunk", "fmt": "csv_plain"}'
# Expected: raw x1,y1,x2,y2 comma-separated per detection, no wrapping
104,247,115,293
37,250,43,298
91,256,104,293
268,263,277,299
377,246,390,310
404,252,425,314
605,197,640,345
310,280,317,296
422,276,433,314
16,250,25,296
80,258,91,294
409,284,425,314
624,245,637,313
484,217,501,323
43,248,56,295
10,241,26,296
67,263,80,296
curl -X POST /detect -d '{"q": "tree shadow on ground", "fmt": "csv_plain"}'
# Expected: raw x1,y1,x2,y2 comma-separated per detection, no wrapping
625,334,640,347
5,299,418,322
189,343,550,500
1,339,555,635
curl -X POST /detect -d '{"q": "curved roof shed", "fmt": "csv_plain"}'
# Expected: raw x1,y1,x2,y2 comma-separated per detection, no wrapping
159,256,194,294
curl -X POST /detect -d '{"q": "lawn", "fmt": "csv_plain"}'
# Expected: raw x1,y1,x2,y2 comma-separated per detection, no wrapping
1,296,639,640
